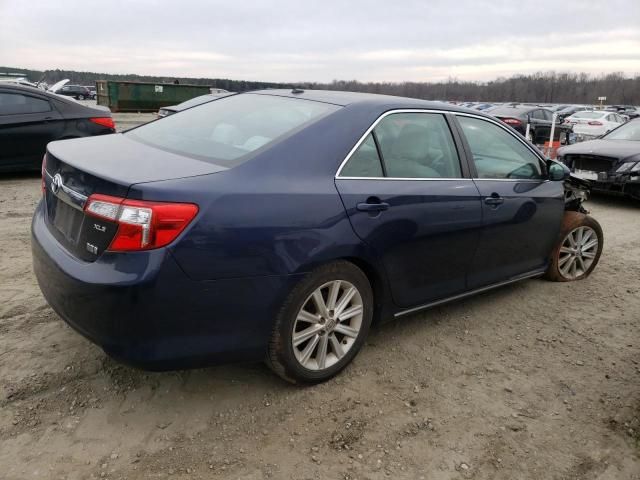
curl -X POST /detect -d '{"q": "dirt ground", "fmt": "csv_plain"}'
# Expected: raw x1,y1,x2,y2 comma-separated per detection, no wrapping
0,172,639,480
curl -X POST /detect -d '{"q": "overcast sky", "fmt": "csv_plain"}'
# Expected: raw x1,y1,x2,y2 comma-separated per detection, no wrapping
1,0,639,83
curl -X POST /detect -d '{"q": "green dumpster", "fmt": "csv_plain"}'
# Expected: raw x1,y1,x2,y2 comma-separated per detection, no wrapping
96,81,213,112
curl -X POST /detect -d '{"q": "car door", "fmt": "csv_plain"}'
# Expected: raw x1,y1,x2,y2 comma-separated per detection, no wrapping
0,90,63,170
335,111,483,308
454,114,565,288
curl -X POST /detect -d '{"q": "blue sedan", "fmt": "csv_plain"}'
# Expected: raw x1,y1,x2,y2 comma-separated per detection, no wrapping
32,90,603,383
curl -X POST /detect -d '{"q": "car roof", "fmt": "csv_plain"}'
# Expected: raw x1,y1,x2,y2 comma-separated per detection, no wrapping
249,89,473,112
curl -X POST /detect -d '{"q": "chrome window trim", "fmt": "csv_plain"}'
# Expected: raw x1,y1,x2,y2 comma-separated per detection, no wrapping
334,108,548,182
337,177,474,181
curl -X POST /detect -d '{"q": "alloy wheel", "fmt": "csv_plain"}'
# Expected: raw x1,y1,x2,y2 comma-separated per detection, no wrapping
558,226,599,280
292,280,363,371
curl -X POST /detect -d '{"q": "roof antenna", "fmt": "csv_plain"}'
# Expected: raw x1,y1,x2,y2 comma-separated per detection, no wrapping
291,87,304,94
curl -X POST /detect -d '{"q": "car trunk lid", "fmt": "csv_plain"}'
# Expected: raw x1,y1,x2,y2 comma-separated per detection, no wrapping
43,134,226,261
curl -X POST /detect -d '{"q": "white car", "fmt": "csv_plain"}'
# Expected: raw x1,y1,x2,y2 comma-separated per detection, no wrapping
565,111,626,139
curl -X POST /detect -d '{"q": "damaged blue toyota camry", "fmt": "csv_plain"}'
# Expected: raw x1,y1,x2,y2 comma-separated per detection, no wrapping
32,89,603,383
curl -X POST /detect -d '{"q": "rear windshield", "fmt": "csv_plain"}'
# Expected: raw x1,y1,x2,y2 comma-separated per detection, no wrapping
571,112,603,119
127,93,339,165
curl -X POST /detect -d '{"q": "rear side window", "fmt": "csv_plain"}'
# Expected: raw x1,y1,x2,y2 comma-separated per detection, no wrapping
0,92,51,115
457,116,544,180
340,134,383,177
127,94,339,165
339,113,462,179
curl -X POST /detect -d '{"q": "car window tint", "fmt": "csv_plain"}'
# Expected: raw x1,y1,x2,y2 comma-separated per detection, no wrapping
542,110,553,121
530,110,544,120
373,113,461,178
0,93,51,115
457,116,544,180
340,134,383,177
127,94,339,166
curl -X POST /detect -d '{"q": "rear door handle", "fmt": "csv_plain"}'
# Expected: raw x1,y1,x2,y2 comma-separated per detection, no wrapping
357,201,390,212
484,195,504,206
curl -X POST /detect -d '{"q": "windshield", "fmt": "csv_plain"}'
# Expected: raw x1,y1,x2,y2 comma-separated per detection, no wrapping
603,120,640,141
128,94,340,165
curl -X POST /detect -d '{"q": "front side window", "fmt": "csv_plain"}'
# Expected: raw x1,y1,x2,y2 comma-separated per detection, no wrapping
457,116,544,180
127,93,339,165
373,113,461,178
0,93,51,115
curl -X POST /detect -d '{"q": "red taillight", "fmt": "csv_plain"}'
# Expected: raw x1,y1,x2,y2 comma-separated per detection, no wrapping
41,154,47,195
588,121,603,126
89,117,116,129
501,117,522,126
84,194,198,251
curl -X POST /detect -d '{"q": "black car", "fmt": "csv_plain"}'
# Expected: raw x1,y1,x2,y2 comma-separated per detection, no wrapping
0,84,115,171
557,119,640,200
55,84,92,100
488,105,572,144
157,91,231,118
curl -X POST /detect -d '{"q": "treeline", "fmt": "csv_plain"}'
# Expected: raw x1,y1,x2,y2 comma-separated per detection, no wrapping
307,72,640,105
4,67,639,104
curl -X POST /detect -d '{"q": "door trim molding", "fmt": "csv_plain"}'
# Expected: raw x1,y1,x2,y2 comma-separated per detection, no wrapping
394,268,546,318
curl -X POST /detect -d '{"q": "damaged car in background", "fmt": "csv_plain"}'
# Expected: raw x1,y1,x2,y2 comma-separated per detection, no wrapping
557,118,640,200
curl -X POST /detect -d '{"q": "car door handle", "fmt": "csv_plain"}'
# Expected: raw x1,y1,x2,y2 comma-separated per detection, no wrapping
484,195,504,206
357,201,390,212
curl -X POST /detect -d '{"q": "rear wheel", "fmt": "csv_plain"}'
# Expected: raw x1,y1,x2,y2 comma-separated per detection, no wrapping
267,261,373,384
545,211,603,282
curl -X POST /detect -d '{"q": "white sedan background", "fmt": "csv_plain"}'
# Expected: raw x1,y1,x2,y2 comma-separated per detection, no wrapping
565,110,626,138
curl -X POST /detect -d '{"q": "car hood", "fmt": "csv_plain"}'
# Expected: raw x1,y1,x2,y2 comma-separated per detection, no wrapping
558,139,640,162
47,133,227,186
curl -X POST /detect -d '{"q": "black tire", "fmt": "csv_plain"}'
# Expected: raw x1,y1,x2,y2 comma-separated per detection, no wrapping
545,211,603,282
267,261,373,384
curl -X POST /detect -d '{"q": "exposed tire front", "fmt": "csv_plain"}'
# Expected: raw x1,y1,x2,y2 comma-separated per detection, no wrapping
545,211,603,282
267,261,373,384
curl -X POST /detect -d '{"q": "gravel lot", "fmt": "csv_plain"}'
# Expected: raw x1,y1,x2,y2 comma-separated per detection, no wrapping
0,169,639,479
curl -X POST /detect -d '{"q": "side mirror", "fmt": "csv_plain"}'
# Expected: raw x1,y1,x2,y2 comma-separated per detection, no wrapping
547,160,570,181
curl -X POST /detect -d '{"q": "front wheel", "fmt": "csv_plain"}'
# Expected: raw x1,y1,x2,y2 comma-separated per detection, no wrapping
267,261,373,384
545,211,603,282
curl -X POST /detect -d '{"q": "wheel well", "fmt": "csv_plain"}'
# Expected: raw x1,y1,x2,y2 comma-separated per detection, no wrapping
341,256,387,324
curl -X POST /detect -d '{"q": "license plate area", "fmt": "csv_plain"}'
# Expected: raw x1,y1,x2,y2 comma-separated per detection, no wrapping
52,199,85,245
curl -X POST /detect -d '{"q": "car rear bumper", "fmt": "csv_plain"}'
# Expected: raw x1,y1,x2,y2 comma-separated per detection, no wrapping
31,200,303,370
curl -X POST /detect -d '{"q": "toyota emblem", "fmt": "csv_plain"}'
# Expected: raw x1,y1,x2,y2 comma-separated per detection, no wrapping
51,173,63,195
